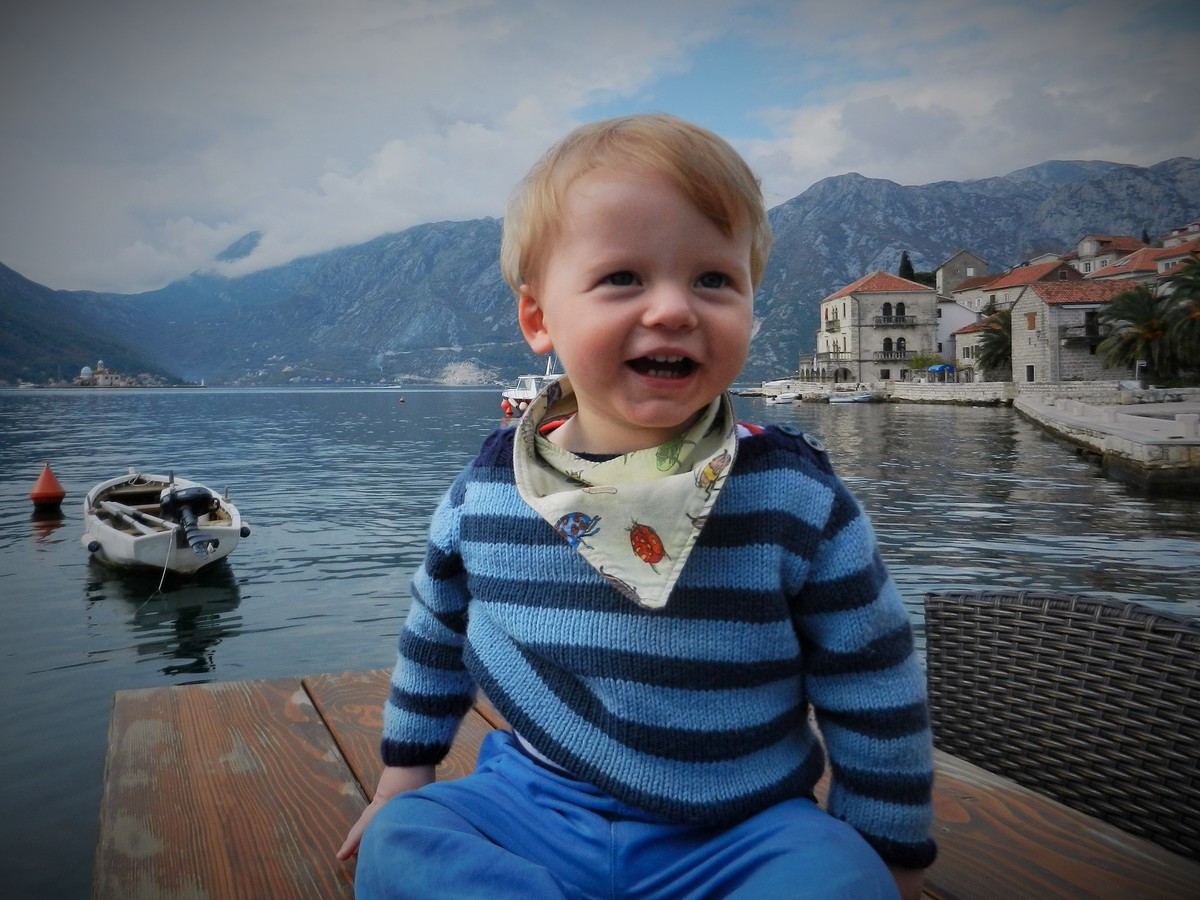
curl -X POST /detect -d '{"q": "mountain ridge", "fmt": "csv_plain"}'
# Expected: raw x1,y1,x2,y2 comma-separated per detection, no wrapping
3,157,1197,385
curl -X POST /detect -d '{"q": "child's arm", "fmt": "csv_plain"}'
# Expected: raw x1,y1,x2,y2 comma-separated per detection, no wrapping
336,764,436,860
795,477,937,873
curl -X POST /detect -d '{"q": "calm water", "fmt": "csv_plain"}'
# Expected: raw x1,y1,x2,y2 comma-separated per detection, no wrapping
2,387,1198,898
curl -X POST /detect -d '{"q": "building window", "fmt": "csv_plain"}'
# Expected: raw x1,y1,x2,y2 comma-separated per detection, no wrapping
883,338,893,353
1026,365,1035,382
896,302,906,317
880,369,891,380
897,337,907,354
1026,312,1037,330
882,302,892,317
937,342,943,353
1058,269,1068,280
937,307,943,318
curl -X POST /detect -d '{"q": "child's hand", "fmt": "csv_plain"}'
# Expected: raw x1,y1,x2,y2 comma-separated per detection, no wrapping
336,764,436,861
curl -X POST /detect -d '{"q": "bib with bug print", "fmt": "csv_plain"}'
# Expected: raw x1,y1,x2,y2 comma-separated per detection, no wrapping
513,376,737,610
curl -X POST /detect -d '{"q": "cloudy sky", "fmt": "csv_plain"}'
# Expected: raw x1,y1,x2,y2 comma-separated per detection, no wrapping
2,0,1197,294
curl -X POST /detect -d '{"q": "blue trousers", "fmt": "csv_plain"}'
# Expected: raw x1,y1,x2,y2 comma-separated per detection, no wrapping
356,730,896,899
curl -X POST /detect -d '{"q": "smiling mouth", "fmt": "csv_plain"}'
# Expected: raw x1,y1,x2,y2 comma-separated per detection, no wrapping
628,355,697,379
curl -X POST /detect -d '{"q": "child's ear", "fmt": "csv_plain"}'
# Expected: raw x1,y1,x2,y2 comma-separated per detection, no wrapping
517,285,555,355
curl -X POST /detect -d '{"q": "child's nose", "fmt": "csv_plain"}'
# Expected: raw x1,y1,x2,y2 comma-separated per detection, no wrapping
642,283,699,330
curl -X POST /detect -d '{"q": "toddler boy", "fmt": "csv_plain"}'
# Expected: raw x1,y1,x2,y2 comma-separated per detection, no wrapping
340,113,936,898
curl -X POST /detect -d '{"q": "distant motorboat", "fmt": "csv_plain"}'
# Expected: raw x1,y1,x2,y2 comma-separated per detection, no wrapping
82,471,250,576
500,357,561,416
829,391,874,403
765,392,798,405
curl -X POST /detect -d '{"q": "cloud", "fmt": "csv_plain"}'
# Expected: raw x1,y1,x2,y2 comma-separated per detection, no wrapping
1,0,1196,293
740,0,1199,196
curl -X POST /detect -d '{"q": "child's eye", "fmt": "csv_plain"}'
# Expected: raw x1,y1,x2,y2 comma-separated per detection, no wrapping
603,271,640,287
696,272,731,289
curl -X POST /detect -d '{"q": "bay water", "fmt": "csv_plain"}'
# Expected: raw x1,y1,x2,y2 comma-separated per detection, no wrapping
2,387,1197,898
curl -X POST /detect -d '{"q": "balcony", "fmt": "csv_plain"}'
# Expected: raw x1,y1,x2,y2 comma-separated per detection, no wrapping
824,319,841,332
813,352,852,364
874,315,918,327
1058,324,1109,344
873,350,916,361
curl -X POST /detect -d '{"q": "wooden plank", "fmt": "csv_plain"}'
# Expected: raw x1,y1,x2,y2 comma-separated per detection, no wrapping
98,670,1200,900
303,669,498,798
94,677,363,900
305,670,1200,897
923,750,1200,900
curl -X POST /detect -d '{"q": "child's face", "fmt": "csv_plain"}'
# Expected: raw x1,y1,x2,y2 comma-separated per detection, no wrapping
518,166,754,454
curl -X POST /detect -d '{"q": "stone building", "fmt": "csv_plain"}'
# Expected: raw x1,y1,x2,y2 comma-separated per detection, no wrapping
1009,282,1130,383
1061,234,1146,276
935,249,989,296
953,314,1010,383
951,259,1081,313
802,272,938,383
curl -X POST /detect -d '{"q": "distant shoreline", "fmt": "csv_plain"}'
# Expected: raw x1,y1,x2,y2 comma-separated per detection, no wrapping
10,383,206,390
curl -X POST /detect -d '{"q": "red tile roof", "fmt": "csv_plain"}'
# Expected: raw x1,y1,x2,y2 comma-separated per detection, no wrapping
1086,246,1160,278
1087,236,1200,279
1080,234,1146,253
825,271,931,301
983,260,1080,290
953,314,1002,336
1027,281,1131,305
950,274,1000,293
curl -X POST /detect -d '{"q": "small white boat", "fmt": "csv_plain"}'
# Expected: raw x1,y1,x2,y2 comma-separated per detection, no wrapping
501,357,561,416
82,471,250,576
765,392,798,405
829,391,874,403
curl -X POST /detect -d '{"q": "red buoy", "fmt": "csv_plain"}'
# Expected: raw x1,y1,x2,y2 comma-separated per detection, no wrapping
29,463,66,510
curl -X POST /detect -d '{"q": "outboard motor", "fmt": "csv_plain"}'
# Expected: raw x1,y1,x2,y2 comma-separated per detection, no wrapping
160,485,221,558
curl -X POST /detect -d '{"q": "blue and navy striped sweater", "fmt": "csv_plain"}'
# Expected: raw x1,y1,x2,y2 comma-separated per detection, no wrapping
382,423,937,869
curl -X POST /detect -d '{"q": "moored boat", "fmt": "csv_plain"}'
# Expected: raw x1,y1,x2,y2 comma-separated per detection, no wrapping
500,357,561,416
829,391,874,403
764,392,798,405
81,471,250,576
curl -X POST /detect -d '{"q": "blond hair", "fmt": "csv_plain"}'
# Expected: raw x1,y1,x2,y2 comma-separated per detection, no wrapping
500,114,772,293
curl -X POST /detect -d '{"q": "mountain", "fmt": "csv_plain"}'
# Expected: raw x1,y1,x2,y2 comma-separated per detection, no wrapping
0,264,179,384
2,158,1198,386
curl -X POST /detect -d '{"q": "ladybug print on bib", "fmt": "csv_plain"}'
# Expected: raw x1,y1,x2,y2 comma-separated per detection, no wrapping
628,520,669,572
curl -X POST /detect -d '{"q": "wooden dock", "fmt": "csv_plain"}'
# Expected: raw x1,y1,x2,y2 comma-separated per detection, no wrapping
94,669,1200,899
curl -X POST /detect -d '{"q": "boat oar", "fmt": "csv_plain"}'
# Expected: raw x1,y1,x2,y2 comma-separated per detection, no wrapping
99,500,168,535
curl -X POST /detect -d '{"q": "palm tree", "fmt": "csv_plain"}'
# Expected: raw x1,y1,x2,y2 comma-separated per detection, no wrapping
1097,284,1177,380
975,310,1012,380
1163,255,1200,370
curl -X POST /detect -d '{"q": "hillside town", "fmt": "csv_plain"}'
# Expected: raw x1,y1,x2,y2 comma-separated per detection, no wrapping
798,222,1200,386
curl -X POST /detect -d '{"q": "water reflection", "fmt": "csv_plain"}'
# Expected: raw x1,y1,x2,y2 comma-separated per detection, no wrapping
734,399,1200,614
30,509,67,545
83,562,243,679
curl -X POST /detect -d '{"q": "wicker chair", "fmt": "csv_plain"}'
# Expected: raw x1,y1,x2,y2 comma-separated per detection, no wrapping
923,589,1200,861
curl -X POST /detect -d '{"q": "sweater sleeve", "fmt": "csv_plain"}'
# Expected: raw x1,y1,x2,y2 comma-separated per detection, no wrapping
379,468,477,768
793,473,937,871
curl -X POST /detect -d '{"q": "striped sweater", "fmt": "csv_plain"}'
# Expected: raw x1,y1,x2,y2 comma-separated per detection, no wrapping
382,423,937,869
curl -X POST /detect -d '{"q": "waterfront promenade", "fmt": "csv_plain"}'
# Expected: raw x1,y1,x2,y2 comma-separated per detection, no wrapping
751,378,1200,493
1012,392,1200,493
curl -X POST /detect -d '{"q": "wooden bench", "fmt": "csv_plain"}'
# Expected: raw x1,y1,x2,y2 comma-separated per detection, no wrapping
94,669,1200,899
